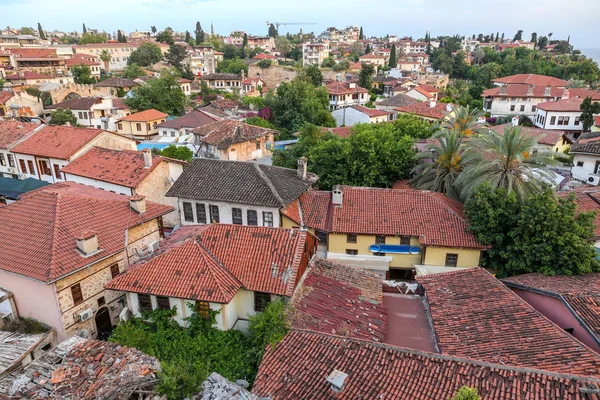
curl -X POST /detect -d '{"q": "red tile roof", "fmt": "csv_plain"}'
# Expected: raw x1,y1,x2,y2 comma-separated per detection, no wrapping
157,110,218,129
395,101,450,120
0,91,14,104
537,97,584,112
117,109,168,122
252,53,275,59
358,53,385,59
558,189,600,237
417,84,440,93
107,224,317,300
320,126,352,138
570,88,600,101
65,58,101,67
482,84,565,98
11,125,108,160
349,105,391,117
492,74,568,87
281,190,331,231
61,147,184,189
0,182,173,282
253,330,600,400
193,120,277,149
325,81,369,95
5,71,53,80
8,48,57,59
288,258,387,341
411,85,435,98
418,268,600,376
595,116,600,127
0,121,42,149
330,187,482,248
490,123,570,146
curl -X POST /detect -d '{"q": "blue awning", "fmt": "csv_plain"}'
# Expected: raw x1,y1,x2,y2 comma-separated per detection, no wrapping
0,177,49,199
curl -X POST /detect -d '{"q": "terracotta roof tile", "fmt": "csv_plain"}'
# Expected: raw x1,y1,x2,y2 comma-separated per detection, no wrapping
349,105,391,117
0,91,14,105
282,190,331,231
7,48,57,58
5,71,53,80
325,81,369,95
395,101,451,120
493,74,568,87
330,187,482,248
107,224,316,299
253,330,600,399
118,108,168,122
193,120,276,149
65,58,101,67
0,182,173,282
61,147,184,188
94,77,139,88
157,110,218,129
418,268,600,376
376,93,419,108
490,123,570,146
46,96,101,110
0,121,42,149
320,126,352,138
483,84,564,98
11,125,107,160
570,89,600,101
537,97,584,112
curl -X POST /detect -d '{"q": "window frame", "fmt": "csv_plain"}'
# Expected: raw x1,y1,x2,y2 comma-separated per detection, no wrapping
254,292,271,312
347,234,357,243
445,253,459,268
110,264,120,279
71,283,83,306
209,205,220,223
0,153,5,166
197,301,210,319
53,164,62,179
138,293,152,312
156,296,171,310
232,207,243,225
346,249,358,255
247,210,258,226
550,116,556,125
136,123,142,131
263,211,273,227
27,160,35,175
7,154,15,168
400,236,411,245
183,202,194,222
375,235,386,244
196,203,207,224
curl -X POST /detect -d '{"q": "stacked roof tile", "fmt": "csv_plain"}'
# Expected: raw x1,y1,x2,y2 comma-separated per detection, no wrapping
482,84,565,98
252,330,600,400
492,74,568,87
193,119,277,149
395,101,451,120
118,109,168,122
0,182,172,282
536,97,584,112
107,224,317,300
418,268,600,376
157,110,219,129
0,121,42,149
490,123,571,146
281,190,331,231
46,96,101,110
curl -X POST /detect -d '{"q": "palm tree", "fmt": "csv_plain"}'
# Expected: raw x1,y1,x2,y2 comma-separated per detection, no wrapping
567,78,586,89
409,130,475,201
442,105,486,137
457,125,558,201
99,50,111,72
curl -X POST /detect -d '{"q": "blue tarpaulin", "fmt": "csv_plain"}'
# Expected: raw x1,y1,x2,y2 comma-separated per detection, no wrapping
0,177,49,199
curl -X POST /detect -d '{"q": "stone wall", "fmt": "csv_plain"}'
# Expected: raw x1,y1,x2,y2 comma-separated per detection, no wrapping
49,83,112,104
247,65,341,89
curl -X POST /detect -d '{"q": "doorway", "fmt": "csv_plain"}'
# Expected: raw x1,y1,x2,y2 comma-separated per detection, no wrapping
94,307,113,341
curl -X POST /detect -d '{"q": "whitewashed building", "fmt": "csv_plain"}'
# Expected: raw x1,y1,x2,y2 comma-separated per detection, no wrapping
0,121,44,179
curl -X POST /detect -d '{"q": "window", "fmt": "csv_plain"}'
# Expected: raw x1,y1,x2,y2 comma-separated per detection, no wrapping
78,111,83,119
136,123,142,131
197,301,210,318
558,116,565,125
0,153,5,166
347,234,357,243
400,236,411,245
27,160,34,175
83,112,88,119
510,105,515,112
196,203,207,224
183,202,194,222
375,235,385,244
232,208,243,224
532,106,537,112
550,116,556,125
256,141,261,150
346,249,358,255
19,159,26,174
156,296,170,310
110,264,120,278
564,117,570,125
117,123,123,130
153,122,158,129
7,154,15,168
445,253,458,268
254,292,271,312
577,161,584,167
520,105,525,112
71,283,83,306
138,294,152,312
263,211,273,227
171,131,175,137
247,210,258,226
97,296,106,306
208,205,220,222
146,123,151,131
575,116,581,126
38,160,51,176
54,164,62,180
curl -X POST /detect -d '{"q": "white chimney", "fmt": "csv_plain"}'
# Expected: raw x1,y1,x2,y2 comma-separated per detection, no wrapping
527,85,534,96
544,85,551,96
429,100,437,108
446,103,452,112
297,157,307,180
129,195,147,214
76,232,99,256
143,149,152,169
332,185,343,206
348,82,356,89
326,370,348,393
562,89,570,100
511,116,520,126
500,86,507,95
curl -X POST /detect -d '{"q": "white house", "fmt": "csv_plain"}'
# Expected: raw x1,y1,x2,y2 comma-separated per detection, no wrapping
483,85,566,118
0,121,44,179
157,110,219,139
166,158,317,228
570,140,600,183
332,105,393,127
326,81,370,111
302,42,330,67
10,125,137,183
106,224,317,331
534,97,585,137
45,97,130,131
405,85,439,102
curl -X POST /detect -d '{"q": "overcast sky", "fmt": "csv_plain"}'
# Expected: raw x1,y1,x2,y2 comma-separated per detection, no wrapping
1,0,599,49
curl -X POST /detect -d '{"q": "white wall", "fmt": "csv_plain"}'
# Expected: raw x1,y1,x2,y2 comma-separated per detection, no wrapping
405,89,429,102
177,198,281,227
0,149,20,178
535,110,583,131
572,154,600,181
486,97,546,117
332,107,370,127
63,173,133,195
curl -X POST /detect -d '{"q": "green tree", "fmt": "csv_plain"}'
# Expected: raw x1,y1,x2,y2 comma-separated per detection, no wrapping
452,386,481,400
99,49,111,72
442,105,486,136
321,56,335,68
70,64,96,84
125,72,188,116
457,125,558,201
268,23,278,38
79,33,107,44
580,96,600,131
159,145,193,162
122,63,146,79
151,26,157,34
359,26,364,40
245,116,277,129
20,26,35,35
332,59,350,72
432,49,453,75
364,44,371,54
248,298,289,362
275,36,292,57
37,23,46,40
243,33,248,48
451,52,468,79
82,23,87,34
216,58,248,75
358,62,375,90
513,30,523,41
465,184,599,277
156,27,175,45
531,32,538,46
537,36,548,50
195,21,204,45
48,108,78,126
388,45,397,68
555,40,571,54
185,30,191,43
222,44,241,60
128,42,163,66
299,65,323,87
164,44,187,70
258,59,272,69
265,79,335,133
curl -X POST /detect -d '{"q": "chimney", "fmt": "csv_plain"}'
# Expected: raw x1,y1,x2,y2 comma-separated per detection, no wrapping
297,157,307,180
511,116,519,126
429,100,437,108
562,88,570,100
76,231,99,256
544,85,551,96
65,121,71,127
143,149,152,169
332,185,343,206
129,195,147,214
326,370,348,393
527,85,534,96
499,86,507,95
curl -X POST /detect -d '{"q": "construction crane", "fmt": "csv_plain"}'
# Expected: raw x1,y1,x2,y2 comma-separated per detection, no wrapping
266,21,316,32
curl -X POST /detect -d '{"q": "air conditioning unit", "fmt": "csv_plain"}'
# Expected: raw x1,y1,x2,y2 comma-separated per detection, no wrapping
78,308,93,322
588,175,600,186
148,241,159,253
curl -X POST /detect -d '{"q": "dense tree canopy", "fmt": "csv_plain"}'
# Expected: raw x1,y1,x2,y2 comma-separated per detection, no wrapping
70,64,95,84
299,65,323,87
48,108,78,126
216,58,248,75
465,185,599,277
128,42,163,67
581,96,600,131
164,44,187,70
156,27,175,45
79,32,107,44
154,144,193,162
358,62,375,91
124,73,188,116
121,63,146,79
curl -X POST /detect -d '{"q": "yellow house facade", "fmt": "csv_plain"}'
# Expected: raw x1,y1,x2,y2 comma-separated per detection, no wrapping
116,108,168,139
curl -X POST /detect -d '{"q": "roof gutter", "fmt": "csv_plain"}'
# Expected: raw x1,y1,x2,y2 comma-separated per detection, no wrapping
503,281,600,349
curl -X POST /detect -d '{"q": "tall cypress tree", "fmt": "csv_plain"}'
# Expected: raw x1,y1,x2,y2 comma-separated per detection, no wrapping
359,26,364,40
268,24,278,38
83,23,87,34
37,23,46,40
185,30,191,43
388,44,397,68
195,21,204,45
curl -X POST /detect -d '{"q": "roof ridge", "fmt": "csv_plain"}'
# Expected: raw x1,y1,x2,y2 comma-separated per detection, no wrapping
48,193,63,281
254,163,286,207
194,235,243,296
285,230,307,296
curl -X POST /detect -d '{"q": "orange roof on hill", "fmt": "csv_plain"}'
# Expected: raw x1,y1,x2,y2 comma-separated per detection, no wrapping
252,53,276,59
536,97,584,112
492,74,568,87
65,58,100,67
118,109,168,122
5,71,53,80
396,101,450,120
